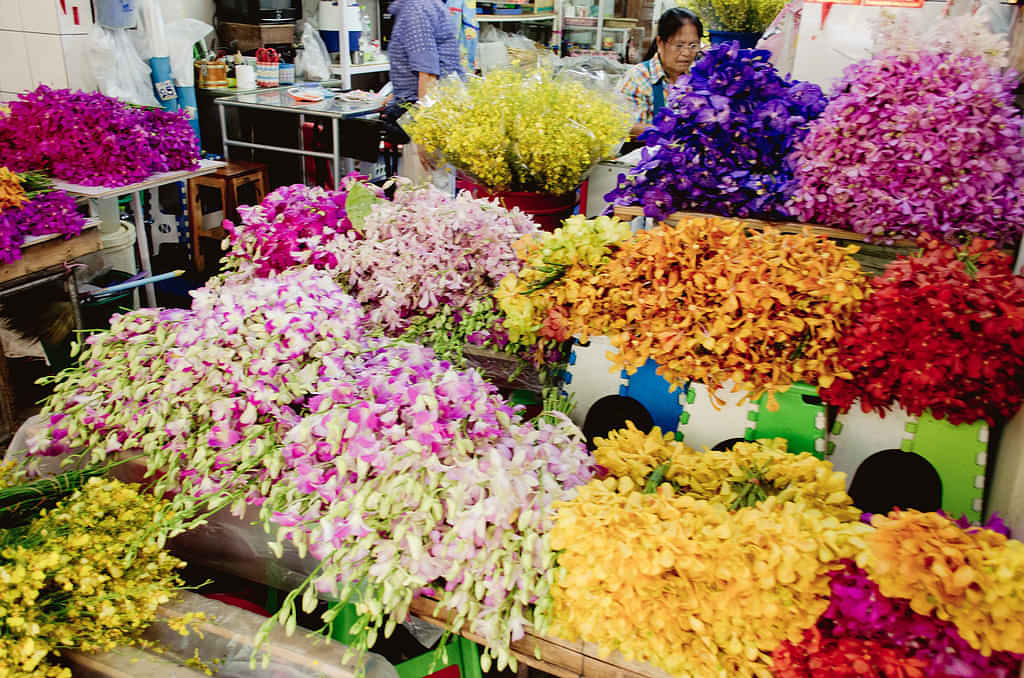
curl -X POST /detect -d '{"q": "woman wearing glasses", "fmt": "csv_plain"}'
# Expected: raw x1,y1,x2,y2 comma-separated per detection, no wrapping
617,7,704,138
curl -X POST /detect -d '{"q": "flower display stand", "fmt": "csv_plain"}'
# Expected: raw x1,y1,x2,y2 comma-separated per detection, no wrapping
830,403,989,523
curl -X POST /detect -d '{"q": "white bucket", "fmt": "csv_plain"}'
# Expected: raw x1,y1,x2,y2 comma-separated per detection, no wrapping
100,221,138,275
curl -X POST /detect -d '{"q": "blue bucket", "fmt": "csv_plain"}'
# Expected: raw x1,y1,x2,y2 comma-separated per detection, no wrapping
708,30,762,49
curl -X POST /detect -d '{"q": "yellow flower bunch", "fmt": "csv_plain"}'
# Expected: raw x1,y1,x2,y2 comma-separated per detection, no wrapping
859,510,1024,656
495,214,632,344
550,478,870,677
678,0,785,33
0,477,185,678
405,69,632,195
594,424,859,520
0,167,27,211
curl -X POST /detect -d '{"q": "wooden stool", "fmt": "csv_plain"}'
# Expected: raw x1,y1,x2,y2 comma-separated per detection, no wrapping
187,161,269,272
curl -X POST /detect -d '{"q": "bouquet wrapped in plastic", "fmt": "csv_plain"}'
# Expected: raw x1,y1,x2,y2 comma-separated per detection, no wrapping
403,68,633,196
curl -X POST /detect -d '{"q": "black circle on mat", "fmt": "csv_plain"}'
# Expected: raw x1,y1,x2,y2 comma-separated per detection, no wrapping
848,449,943,515
582,395,655,451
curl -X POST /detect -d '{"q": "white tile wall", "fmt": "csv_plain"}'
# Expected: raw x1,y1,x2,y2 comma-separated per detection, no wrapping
18,0,59,34
0,0,23,31
61,33,96,91
56,0,92,35
24,32,68,89
0,30,32,93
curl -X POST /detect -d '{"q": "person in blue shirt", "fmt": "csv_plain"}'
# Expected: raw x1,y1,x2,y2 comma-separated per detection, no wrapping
381,0,463,143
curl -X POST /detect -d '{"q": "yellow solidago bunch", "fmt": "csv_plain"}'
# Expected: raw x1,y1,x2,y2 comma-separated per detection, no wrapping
405,69,631,195
550,481,870,678
678,0,784,33
0,477,185,678
859,510,1024,656
594,424,859,519
495,214,631,345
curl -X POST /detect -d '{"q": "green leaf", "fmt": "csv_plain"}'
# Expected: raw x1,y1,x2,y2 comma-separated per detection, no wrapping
345,182,383,234
643,462,671,494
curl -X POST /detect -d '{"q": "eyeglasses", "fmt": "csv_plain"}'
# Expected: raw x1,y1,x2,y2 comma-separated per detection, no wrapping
664,41,701,52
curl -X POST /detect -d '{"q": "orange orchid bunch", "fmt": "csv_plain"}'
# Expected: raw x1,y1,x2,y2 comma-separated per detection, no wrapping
549,428,870,677
0,167,27,211
564,216,867,405
859,510,1024,656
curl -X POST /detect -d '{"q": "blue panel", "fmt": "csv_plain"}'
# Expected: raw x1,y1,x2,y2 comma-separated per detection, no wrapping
620,359,685,434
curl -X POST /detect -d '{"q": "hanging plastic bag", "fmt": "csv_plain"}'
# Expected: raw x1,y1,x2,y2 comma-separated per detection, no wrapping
302,22,333,81
87,25,160,107
755,0,802,74
166,18,213,88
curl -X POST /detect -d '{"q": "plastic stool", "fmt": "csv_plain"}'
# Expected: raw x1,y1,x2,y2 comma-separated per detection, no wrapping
186,161,269,271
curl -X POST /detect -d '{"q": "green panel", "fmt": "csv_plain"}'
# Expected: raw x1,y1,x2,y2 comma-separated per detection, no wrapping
907,411,987,523
396,640,462,678
750,382,826,459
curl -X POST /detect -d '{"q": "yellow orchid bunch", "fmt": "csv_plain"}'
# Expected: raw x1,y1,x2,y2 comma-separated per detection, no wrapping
571,217,866,406
495,214,632,345
859,510,1024,656
0,477,185,678
405,69,632,195
550,431,869,677
595,424,859,520
678,0,785,33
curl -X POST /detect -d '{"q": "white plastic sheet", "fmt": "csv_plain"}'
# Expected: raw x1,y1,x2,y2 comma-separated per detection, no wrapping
87,26,160,107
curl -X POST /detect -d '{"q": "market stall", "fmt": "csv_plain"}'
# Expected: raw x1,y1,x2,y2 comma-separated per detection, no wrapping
2,2,1024,677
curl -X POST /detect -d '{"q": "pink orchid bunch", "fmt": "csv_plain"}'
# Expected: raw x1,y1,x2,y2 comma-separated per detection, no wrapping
222,179,383,278
871,12,1010,70
27,267,368,515
0,86,199,187
335,185,538,334
29,266,594,670
788,51,1024,246
263,343,592,671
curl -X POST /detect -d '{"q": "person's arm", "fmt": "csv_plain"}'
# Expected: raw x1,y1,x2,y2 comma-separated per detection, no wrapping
418,72,439,99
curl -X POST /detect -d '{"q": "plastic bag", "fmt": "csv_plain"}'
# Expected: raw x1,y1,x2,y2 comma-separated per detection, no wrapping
302,23,333,82
166,18,214,87
87,25,160,107
756,0,802,75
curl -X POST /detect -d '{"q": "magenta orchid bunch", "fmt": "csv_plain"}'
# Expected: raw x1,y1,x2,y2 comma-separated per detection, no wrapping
221,179,383,278
788,51,1024,245
0,189,85,263
0,86,199,187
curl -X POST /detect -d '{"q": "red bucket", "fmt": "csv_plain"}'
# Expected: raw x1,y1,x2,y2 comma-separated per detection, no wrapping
457,179,578,232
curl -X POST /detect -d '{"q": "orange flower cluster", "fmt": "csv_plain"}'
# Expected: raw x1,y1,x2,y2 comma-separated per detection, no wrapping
563,217,868,405
859,510,1024,656
0,167,27,211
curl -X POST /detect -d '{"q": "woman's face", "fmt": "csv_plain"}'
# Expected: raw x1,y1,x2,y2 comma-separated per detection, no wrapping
657,23,701,80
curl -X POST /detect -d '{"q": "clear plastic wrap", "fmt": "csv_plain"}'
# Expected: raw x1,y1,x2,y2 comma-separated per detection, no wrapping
302,23,333,81
64,591,400,678
401,65,635,195
87,25,161,107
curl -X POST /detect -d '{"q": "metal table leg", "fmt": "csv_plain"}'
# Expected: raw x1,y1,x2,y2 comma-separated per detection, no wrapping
219,103,230,161
332,117,341,190
299,113,307,186
67,269,83,331
131,192,157,307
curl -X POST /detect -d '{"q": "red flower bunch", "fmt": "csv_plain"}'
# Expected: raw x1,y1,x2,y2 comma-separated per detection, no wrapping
774,628,928,678
821,236,1024,425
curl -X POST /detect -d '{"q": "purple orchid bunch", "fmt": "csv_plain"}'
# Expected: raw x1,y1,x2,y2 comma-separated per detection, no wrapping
222,179,382,278
27,266,594,672
788,51,1024,246
0,86,199,187
605,42,827,220
818,560,1023,678
0,190,85,264
335,184,538,334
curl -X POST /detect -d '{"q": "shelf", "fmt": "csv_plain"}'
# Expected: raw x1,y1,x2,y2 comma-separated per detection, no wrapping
331,61,390,75
21,218,100,249
52,160,225,199
477,12,557,21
